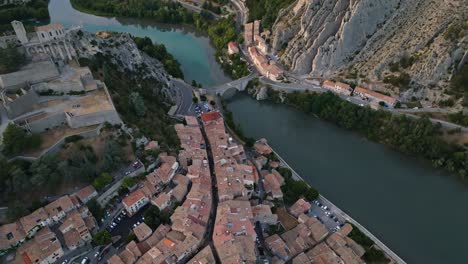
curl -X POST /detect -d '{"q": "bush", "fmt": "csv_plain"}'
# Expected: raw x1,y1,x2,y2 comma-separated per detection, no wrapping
93,230,112,245
2,123,41,155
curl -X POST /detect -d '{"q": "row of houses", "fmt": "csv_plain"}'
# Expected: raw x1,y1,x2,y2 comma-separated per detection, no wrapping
264,198,366,263
243,20,284,81
107,116,213,264
201,112,280,263
0,186,98,264
323,80,397,107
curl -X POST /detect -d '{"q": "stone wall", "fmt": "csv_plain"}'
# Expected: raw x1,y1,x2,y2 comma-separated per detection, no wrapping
5,90,40,118
67,110,121,129
27,112,66,133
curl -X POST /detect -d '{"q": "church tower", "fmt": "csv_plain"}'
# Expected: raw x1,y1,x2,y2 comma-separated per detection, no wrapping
11,20,28,45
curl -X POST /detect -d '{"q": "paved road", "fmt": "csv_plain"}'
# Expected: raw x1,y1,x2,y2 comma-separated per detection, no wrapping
230,0,247,29
173,0,221,19
171,78,195,116
259,76,326,93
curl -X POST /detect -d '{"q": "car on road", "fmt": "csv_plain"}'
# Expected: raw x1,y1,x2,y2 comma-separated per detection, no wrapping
81,257,90,264
94,250,100,258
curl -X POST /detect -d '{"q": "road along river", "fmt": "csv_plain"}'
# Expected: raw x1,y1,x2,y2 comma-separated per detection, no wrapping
50,1,468,263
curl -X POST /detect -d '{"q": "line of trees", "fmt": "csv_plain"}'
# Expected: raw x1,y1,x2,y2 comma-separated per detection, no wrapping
282,91,468,179
0,0,49,28
245,0,295,30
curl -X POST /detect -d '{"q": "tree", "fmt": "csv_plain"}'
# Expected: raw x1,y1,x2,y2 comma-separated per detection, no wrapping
2,123,41,155
102,138,124,172
121,176,136,189
93,230,112,245
192,97,199,103
6,200,29,221
86,199,104,220
0,46,27,74
144,205,161,229
93,172,113,190
129,92,147,117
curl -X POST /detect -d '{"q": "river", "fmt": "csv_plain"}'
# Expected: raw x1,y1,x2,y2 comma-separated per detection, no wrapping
49,0,230,87
49,1,468,263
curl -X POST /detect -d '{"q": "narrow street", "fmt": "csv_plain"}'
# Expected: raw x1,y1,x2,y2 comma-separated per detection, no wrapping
198,118,221,264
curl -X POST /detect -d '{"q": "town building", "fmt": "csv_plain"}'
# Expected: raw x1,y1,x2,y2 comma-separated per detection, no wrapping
58,209,95,250
289,198,312,218
16,226,64,264
73,185,98,204
133,222,153,242
323,80,353,96
227,41,239,55
8,21,77,61
354,86,397,107
151,192,172,211
122,190,150,216
0,222,26,250
44,195,75,223
252,204,278,225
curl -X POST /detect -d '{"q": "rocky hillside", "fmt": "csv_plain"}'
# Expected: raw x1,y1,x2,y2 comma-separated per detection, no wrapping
272,0,467,107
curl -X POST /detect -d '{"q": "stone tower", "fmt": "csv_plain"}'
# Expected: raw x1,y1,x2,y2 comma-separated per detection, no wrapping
11,20,28,45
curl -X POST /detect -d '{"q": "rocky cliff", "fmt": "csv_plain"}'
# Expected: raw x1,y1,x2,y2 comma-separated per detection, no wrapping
272,0,467,106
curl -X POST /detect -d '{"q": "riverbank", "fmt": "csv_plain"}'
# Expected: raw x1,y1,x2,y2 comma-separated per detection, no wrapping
251,89,468,181
267,144,406,264
69,0,248,81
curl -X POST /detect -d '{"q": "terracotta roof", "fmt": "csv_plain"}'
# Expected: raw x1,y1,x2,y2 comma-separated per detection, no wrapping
36,23,63,31
201,112,222,122
122,190,146,208
354,87,396,105
44,195,74,217
133,223,152,242
74,185,97,202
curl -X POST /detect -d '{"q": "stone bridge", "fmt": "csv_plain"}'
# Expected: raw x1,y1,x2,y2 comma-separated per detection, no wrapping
208,72,258,96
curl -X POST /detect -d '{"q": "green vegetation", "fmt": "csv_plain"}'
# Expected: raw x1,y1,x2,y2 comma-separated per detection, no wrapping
92,172,113,190
246,0,295,30
450,63,468,107
129,92,147,117
133,37,183,79
0,46,28,74
143,205,171,229
348,224,389,263
121,176,137,189
279,167,319,204
86,199,105,221
448,112,468,127
79,54,180,151
2,123,41,155
383,72,411,89
280,91,468,179
222,54,250,79
0,142,104,220
444,22,467,42
0,0,49,33
72,0,247,79
93,230,112,245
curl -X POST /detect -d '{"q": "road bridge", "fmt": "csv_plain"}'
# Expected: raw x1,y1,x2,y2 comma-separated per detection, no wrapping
208,72,258,96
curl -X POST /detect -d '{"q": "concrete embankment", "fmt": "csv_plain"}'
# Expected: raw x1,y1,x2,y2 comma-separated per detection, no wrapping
268,145,406,264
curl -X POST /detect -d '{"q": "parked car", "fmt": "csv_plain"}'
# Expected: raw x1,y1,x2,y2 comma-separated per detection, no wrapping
81,257,89,264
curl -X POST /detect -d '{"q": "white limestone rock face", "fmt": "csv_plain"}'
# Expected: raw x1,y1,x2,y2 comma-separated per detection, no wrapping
272,0,467,106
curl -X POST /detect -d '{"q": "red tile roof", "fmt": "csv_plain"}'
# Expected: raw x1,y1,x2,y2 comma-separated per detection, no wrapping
201,112,222,122
123,190,146,208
